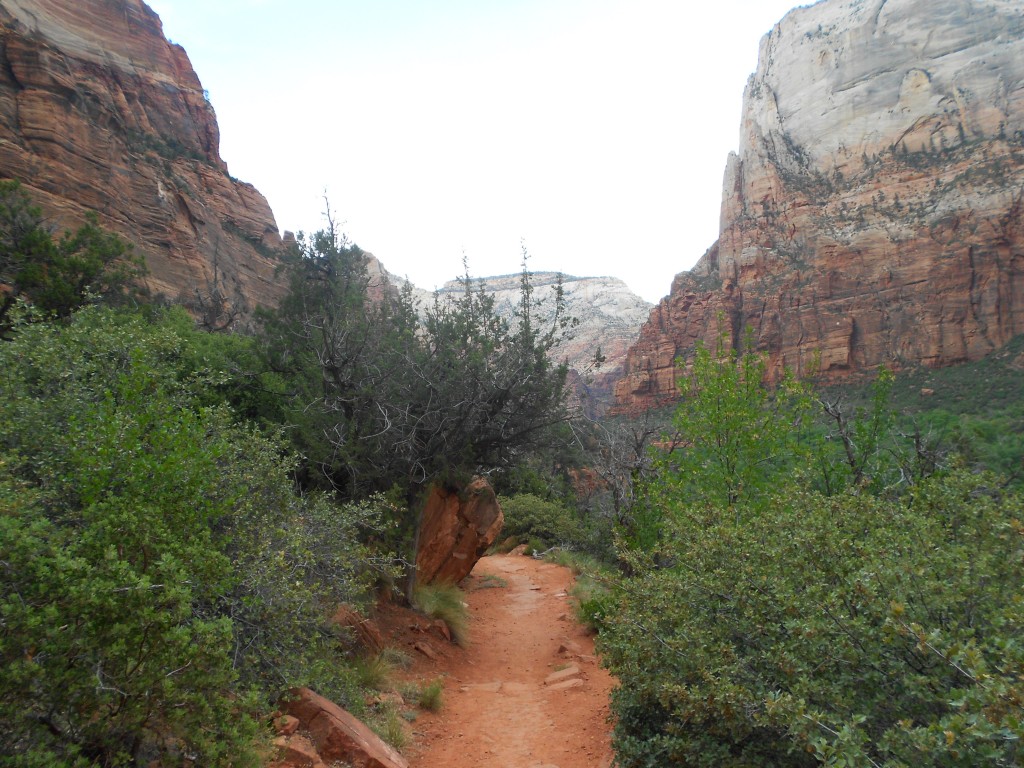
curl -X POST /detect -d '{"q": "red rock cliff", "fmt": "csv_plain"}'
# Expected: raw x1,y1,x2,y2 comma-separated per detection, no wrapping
615,0,1024,413
0,0,285,315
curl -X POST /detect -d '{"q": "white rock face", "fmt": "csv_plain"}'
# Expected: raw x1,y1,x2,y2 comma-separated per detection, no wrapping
378,266,652,387
716,0,1024,280
736,0,1024,184
618,0,1024,412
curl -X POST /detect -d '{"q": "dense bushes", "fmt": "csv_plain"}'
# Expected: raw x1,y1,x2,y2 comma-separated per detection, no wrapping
0,309,389,766
605,473,1023,767
498,493,579,548
498,491,617,559
0,186,585,763
0,180,145,336
257,230,574,506
601,342,1024,767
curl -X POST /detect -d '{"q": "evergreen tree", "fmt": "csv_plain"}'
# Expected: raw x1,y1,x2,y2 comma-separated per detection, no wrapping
0,180,146,336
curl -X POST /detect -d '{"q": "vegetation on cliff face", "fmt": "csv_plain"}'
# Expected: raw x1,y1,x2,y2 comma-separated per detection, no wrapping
0,180,146,338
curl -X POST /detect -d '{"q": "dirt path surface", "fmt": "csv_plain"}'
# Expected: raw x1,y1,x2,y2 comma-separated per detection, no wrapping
406,554,615,768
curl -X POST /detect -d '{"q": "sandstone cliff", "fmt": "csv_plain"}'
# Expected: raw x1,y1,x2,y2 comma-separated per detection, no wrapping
0,0,285,318
615,0,1024,413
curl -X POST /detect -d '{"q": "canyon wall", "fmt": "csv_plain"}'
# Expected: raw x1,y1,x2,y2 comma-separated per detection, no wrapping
0,0,285,316
615,0,1024,413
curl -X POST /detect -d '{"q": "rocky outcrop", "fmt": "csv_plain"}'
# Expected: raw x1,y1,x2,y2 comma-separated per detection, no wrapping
615,0,1024,413
416,477,504,585
281,687,408,768
329,605,386,655
271,733,327,768
0,0,285,319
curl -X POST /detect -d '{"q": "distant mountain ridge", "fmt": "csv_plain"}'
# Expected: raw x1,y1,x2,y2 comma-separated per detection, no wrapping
436,272,652,381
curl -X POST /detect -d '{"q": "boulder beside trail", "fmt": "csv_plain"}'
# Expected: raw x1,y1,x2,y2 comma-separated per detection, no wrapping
329,605,385,655
416,477,504,585
281,687,408,768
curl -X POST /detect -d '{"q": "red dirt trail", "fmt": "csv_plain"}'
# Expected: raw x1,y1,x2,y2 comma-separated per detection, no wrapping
404,553,616,768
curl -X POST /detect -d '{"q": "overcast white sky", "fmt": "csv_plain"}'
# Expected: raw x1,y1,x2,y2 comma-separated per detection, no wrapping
146,0,804,303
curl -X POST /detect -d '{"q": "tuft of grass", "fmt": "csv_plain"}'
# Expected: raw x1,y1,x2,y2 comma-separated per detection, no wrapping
544,547,598,575
416,677,445,712
475,573,508,590
369,704,407,751
570,572,615,633
378,645,413,671
351,652,395,692
398,681,420,702
412,583,469,646
544,550,617,633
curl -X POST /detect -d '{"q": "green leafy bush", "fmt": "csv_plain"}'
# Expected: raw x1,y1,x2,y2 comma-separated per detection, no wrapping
499,491,617,558
0,308,389,765
604,472,1023,767
600,342,1023,767
664,337,815,512
0,180,146,336
499,493,579,548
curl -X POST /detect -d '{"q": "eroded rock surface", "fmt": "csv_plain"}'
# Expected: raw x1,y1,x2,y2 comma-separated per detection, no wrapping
416,477,504,586
615,0,1024,413
0,0,286,318
282,687,408,768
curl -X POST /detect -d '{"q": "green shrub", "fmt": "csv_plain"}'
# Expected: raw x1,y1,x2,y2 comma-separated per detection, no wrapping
0,180,146,336
0,308,390,765
498,493,580,549
602,471,1024,767
412,583,469,646
600,340,1022,767
525,536,549,555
